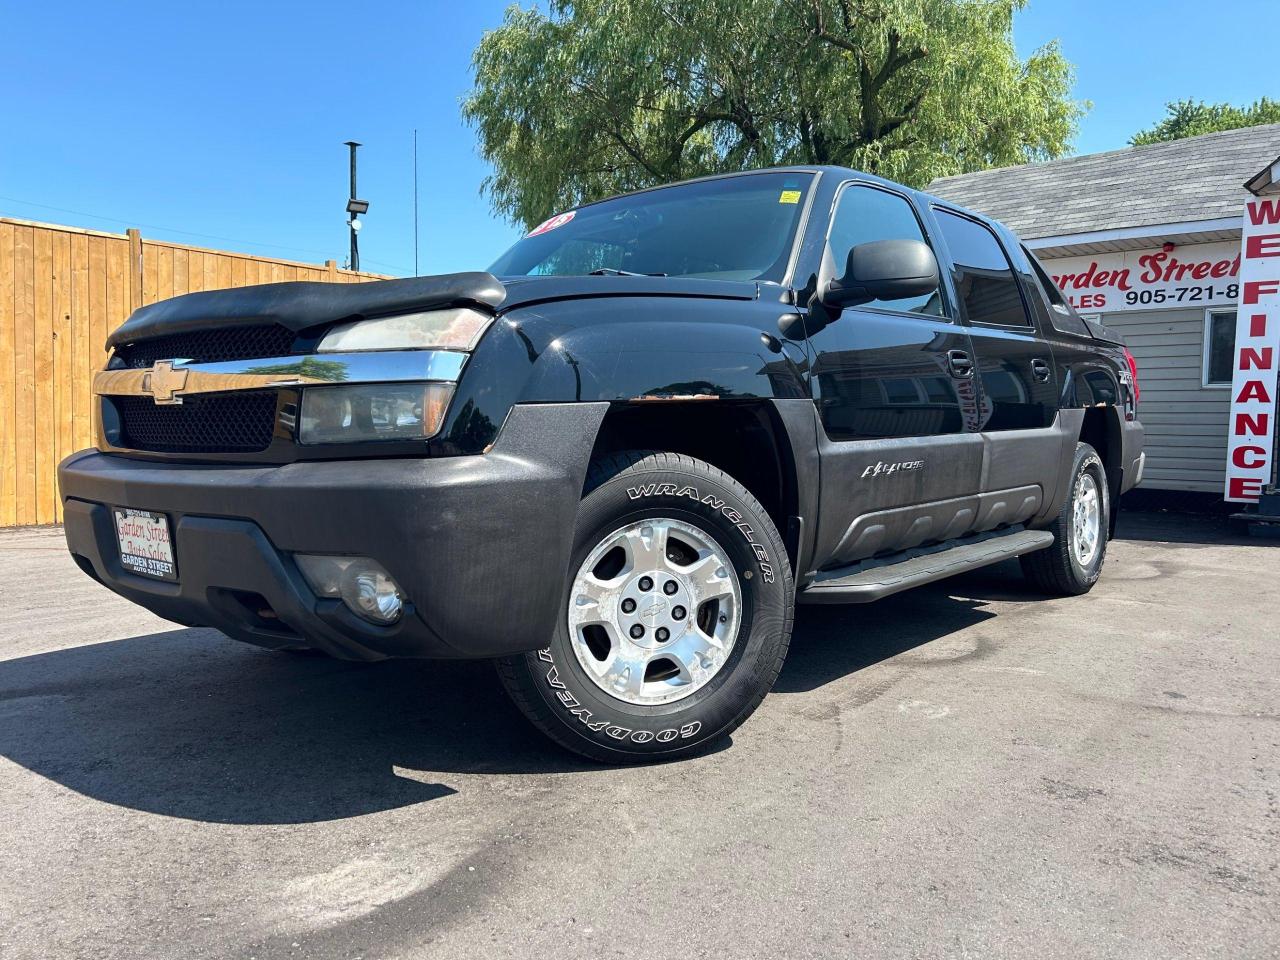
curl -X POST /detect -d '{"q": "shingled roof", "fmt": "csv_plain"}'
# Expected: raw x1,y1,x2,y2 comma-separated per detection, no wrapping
928,123,1280,242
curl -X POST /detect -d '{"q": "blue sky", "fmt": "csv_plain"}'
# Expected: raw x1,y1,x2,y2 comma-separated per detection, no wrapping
1,1,1276,277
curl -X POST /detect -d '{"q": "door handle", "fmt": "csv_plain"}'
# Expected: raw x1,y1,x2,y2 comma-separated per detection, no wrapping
1031,358,1051,382
947,349,974,379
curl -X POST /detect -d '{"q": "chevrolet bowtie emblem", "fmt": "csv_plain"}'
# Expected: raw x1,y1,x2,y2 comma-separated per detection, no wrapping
142,360,190,405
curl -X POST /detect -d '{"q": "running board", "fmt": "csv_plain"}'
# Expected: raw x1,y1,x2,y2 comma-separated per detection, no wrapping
798,528,1055,604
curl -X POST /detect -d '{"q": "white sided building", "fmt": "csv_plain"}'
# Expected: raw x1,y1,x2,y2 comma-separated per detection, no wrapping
931,124,1280,496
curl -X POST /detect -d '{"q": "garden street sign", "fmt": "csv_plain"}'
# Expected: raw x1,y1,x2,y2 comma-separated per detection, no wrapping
1046,241,1240,314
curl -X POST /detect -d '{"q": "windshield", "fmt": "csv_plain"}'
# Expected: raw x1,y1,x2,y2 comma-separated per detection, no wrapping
488,171,815,283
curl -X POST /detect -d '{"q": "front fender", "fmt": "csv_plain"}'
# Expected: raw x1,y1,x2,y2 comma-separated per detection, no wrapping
518,317,809,403
439,297,811,453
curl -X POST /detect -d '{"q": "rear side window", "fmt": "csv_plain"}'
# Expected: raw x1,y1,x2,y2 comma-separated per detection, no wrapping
1023,245,1092,337
934,210,1031,327
828,185,945,317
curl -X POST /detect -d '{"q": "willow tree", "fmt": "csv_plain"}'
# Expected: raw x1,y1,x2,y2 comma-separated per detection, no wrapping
463,0,1083,228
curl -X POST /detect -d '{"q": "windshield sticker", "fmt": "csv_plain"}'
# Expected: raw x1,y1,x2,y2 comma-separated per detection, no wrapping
526,210,576,237
778,190,802,204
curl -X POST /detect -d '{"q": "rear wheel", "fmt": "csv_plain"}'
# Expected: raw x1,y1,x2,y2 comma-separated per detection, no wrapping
1021,441,1109,595
497,451,793,763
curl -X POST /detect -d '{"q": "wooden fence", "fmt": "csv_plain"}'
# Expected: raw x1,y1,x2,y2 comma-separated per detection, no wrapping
0,216,387,527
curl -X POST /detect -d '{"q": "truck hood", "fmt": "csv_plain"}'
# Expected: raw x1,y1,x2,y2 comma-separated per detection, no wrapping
495,274,759,309
107,272,759,349
107,272,507,349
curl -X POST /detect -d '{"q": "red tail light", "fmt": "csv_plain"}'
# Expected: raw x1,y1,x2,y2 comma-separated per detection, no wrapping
1124,348,1140,404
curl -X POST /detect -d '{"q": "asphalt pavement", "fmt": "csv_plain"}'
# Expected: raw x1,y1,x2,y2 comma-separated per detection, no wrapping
0,513,1276,960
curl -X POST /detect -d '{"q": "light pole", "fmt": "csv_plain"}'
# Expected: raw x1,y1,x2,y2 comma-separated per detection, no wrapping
343,140,369,272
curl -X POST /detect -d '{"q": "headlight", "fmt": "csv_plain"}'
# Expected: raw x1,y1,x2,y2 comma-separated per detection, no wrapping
317,307,492,352
298,382,454,444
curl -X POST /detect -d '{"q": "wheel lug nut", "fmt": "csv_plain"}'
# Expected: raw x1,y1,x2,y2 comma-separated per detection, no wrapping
663,580,678,595
629,624,645,639
621,598,636,614
656,627,669,642
672,605,686,620
638,576,653,591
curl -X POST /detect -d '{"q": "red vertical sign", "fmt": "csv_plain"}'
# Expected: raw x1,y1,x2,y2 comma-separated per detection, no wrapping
1225,198,1280,502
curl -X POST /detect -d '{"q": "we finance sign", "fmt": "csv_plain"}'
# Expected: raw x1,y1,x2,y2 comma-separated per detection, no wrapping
1045,241,1240,312
1224,198,1280,503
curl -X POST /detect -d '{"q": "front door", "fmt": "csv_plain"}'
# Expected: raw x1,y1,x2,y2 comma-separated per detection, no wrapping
804,183,984,569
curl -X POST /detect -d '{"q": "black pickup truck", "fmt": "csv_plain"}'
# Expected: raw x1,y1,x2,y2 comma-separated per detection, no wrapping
59,167,1143,762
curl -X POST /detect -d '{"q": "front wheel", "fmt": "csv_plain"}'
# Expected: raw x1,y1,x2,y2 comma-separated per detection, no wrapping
497,451,794,763
1021,441,1110,595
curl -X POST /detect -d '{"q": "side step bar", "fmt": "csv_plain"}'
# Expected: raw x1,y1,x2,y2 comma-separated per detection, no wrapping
798,527,1055,604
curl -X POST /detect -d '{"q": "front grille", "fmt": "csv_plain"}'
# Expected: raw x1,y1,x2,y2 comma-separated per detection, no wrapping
115,391,280,453
115,325,297,368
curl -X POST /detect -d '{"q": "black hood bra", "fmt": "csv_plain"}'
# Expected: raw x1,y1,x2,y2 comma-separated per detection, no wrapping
106,272,508,349
106,272,762,350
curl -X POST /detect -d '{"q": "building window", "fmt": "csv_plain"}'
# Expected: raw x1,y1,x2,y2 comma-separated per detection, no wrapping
1203,310,1236,387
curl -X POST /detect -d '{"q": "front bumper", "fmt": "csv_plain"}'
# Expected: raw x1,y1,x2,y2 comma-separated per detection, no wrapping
59,403,607,660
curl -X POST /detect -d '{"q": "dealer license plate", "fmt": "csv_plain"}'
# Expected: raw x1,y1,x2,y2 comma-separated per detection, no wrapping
113,508,178,581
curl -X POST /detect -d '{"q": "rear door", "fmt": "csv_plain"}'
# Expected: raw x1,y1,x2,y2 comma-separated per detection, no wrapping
931,208,1063,517
804,182,985,569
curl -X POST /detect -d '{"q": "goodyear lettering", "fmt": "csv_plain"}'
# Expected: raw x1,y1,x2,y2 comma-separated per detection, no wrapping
537,647,704,743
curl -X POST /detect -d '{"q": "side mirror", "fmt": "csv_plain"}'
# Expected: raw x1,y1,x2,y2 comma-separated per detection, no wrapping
820,238,939,310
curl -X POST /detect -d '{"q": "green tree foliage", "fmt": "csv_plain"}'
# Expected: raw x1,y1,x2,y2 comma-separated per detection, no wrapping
463,0,1083,228
1130,98,1280,146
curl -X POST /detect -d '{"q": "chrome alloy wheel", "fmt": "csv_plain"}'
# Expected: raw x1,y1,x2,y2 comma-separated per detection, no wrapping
1070,471,1102,568
567,518,743,706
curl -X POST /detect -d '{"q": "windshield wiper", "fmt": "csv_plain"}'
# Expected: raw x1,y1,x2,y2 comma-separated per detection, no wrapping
587,268,668,277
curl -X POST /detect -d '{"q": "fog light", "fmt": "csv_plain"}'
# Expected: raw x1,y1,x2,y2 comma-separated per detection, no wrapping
295,554,404,625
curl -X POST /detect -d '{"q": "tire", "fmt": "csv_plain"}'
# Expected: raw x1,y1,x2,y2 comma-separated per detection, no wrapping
497,450,794,764
1021,441,1109,596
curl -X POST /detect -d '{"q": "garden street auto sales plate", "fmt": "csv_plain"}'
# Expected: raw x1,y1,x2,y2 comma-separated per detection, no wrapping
113,508,178,581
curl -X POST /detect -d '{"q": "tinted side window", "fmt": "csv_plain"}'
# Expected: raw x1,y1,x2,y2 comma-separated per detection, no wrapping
829,185,944,317
1023,245,1092,336
935,210,1030,327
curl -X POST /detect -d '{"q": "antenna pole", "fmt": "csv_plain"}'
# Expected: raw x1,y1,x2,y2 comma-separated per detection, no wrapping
343,140,362,273
413,129,420,276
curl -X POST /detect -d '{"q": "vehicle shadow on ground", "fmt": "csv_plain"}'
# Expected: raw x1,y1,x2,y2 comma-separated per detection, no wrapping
775,582,998,693
0,568,1013,825
1113,510,1259,547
